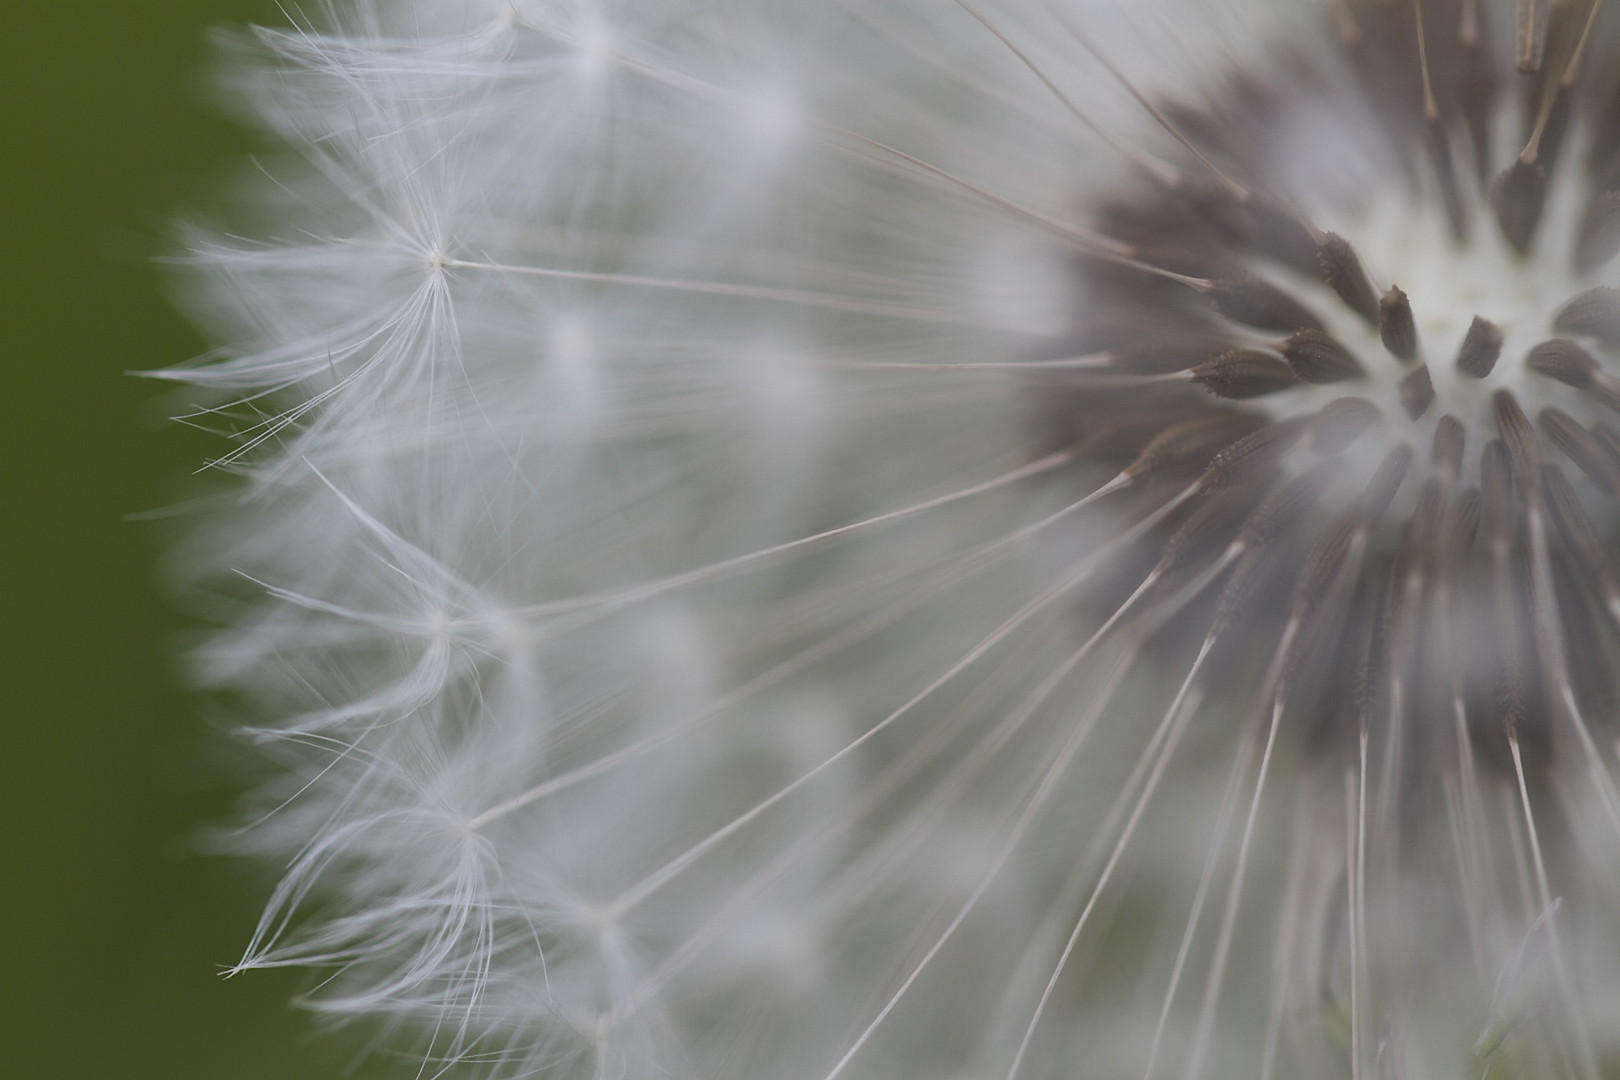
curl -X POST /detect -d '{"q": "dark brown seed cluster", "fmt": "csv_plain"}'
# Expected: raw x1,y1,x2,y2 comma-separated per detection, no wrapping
1042,0,1619,796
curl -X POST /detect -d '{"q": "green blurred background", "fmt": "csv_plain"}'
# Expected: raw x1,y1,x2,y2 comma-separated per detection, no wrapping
2,4,391,1077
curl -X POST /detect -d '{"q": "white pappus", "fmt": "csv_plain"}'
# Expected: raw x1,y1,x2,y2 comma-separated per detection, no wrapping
159,1,1620,1078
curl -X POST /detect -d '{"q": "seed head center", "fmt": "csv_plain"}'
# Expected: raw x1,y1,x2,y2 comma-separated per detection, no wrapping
1243,147,1614,499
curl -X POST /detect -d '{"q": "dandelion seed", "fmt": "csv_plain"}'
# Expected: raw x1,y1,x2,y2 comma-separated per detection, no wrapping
164,1,1620,1077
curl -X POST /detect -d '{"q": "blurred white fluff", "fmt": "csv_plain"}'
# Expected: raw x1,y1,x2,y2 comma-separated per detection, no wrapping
161,1,1620,1078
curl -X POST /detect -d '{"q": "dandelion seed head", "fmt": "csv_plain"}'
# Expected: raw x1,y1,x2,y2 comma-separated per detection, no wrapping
164,0,1620,1077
